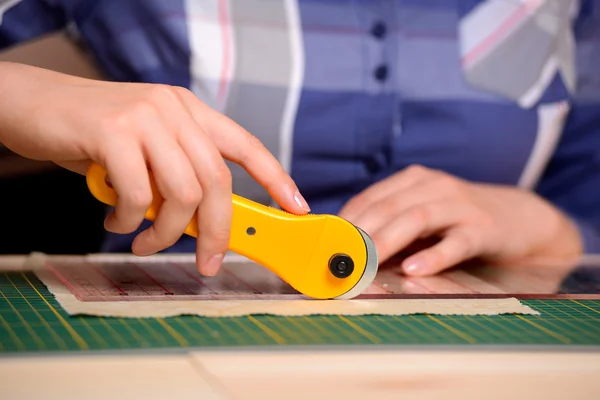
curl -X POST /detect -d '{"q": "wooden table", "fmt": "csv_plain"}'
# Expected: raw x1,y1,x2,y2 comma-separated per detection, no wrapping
1,348,599,399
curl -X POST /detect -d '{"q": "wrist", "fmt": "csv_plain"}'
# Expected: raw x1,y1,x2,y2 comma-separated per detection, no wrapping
531,199,584,259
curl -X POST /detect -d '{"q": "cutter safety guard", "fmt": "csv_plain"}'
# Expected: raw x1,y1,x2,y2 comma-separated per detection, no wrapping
85,162,370,299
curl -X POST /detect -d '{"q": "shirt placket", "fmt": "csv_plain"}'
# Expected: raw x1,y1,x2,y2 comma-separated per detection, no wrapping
357,0,396,184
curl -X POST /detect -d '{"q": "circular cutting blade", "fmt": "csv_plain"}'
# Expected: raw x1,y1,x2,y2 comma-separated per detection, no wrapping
333,226,379,299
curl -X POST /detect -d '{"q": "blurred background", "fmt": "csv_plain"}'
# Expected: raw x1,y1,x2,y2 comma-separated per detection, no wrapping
0,33,107,255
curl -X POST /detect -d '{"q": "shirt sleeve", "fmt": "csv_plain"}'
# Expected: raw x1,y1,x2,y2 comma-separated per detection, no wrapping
534,4,600,255
0,0,67,50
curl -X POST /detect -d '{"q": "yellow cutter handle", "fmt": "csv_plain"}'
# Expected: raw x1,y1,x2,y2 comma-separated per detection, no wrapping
85,162,368,299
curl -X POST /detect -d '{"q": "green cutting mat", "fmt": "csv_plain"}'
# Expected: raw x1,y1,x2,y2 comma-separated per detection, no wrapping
1,272,599,353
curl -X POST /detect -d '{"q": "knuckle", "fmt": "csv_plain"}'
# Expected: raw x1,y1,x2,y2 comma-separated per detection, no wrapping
212,162,232,186
476,212,496,230
177,185,203,207
101,104,153,136
172,85,192,98
209,226,231,249
100,111,132,134
147,84,179,104
109,216,138,234
437,174,463,194
454,231,476,254
407,204,432,226
377,198,398,215
245,134,267,154
131,99,159,120
405,164,427,176
103,102,156,135
124,187,153,209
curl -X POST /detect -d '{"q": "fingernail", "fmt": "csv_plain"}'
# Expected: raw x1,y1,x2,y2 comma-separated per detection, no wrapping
201,253,224,276
294,190,310,212
103,215,115,232
402,256,427,275
132,235,153,256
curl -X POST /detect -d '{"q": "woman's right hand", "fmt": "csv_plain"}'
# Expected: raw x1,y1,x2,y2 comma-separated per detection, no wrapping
0,62,310,275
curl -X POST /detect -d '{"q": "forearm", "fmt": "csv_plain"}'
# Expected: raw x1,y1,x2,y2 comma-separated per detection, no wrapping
0,61,37,147
568,216,600,256
533,200,584,259
0,61,76,152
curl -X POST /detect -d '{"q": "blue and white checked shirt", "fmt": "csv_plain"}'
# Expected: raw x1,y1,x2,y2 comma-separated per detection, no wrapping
2,0,600,255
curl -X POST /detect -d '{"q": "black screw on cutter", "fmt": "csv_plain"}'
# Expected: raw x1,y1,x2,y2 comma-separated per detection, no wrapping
328,254,354,279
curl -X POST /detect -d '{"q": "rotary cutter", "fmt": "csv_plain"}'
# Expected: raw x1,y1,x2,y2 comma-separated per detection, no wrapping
85,162,378,300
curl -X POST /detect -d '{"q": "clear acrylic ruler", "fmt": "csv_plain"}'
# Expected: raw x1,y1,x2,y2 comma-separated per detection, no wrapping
32,253,600,301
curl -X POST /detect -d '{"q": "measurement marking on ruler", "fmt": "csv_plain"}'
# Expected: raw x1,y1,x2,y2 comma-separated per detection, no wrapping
514,315,571,344
45,264,86,300
223,268,262,295
88,262,128,296
172,263,217,295
21,273,89,350
248,316,285,344
338,316,380,344
444,275,478,293
405,279,433,293
133,263,174,295
426,315,476,344
372,282,393,293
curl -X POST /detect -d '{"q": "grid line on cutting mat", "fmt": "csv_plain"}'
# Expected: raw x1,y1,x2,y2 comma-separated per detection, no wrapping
0,272,599,352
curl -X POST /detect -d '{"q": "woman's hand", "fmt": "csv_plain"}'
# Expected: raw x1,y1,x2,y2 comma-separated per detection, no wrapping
0,62,310,275
339,165,582,276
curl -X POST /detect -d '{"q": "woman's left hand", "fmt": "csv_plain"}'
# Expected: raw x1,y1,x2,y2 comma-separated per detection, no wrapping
338,165,583,276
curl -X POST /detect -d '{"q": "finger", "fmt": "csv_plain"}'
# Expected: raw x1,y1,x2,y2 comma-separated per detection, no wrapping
174,87,310,215
344,178,448,238
101,142,152,234
400,228,481,276
174,108,233,276
130,117,202,256
372,201,470,264
339,164,434,221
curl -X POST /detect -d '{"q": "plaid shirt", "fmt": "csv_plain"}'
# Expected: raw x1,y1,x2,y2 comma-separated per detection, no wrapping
2,0,600,255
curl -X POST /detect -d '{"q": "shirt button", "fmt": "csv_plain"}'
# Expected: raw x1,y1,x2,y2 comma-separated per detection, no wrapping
374,65,388,81
371,21,386,39
365,155,383,175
